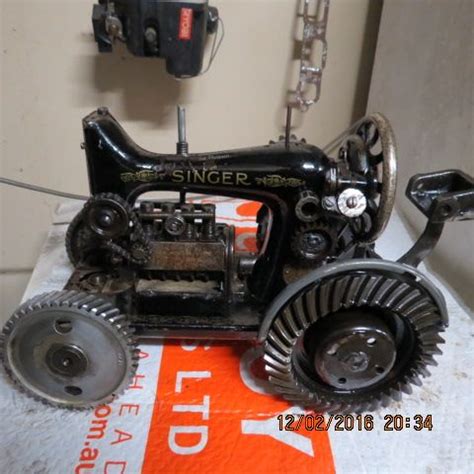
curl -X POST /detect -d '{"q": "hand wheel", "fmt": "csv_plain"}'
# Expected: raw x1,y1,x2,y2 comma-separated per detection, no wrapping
340,113,398,243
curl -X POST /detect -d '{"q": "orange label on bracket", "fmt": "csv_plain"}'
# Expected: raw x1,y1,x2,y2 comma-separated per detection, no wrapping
142,341,335,473
178,8,193,40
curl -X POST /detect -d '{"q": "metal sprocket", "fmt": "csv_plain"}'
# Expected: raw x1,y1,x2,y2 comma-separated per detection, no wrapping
65,206,100,266
264,271,445,413
0,290,139,409
66,193,151,267
291,220,338,264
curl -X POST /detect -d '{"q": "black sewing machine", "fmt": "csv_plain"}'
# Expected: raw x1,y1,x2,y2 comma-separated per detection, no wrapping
2,107,473,412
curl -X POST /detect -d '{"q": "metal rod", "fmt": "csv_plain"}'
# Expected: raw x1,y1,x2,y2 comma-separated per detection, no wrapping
178,106,186,143
285,106,292,148
176,105,189,155
0,176,88,200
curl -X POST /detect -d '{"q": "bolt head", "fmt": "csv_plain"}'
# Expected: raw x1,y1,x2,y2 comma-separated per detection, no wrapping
346,196,358,208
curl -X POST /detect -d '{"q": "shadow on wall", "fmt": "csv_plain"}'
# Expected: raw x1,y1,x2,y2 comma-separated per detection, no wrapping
350,0,383,124
81,42,192,129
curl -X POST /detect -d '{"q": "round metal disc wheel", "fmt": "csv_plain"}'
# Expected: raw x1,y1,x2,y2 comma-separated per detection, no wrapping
0,291,138,408
264,270,445,413
340,113,398,243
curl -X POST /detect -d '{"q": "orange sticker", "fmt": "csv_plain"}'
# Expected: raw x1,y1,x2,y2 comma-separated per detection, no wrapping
178,8,193,40
142,341,334,473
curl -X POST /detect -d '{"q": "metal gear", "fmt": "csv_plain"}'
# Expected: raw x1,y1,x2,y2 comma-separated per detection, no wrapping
264,271,445,413
0,290,139,409
85,193,131,239
65,207,102,266
291,221,337,264
66,193,151,266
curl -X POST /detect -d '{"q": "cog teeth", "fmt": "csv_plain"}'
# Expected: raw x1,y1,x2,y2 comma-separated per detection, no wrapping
304,287,319,322
76,293,101,309
406,304,437,321
327,402,345,414
424,344,443,355
93,302,114,316
416,366,431,378
332,275,351,311
263,354,290,373
382,283,411,309
264,343,290,365
343,276,363,307
399,382,413,395
408,373,423,387
30,292,57,309
268,375,297,389
66,292,90,306
53,290,78,306
273,319,295,346
356,402,371,413
394,289,421,313
419,354,438,367
320,280,337,316
281,308,301,338
1,290,138,409
283,392,311,402
418,330,445,344
380,393,393,408
356,275,382,306
368,399,381,412
389,388,402,402
415,315,443,331
277,386,304,396
293,298,309,328
108,313,126,324
266,365,293,381
267,331,292,355
313,400,332,412
264,268,445,414
372,278,398,306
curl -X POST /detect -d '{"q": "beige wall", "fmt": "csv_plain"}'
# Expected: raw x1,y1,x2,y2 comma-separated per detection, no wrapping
0,0,381,316
368,0,474,310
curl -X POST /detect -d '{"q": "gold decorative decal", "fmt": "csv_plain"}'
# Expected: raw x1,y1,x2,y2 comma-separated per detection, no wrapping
171,170,250,186
255,175,305,187
120,170,162,183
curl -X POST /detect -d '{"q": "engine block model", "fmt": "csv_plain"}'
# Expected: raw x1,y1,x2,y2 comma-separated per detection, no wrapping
1,107,473,412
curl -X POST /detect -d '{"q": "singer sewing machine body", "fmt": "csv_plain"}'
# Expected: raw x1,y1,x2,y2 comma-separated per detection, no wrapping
67,108,377,338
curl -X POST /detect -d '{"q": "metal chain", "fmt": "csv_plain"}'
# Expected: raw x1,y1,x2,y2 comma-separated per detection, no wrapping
107,204,152,265
292,0,331,111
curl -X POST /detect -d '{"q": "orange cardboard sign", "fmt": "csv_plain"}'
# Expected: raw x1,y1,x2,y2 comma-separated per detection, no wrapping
142,201,334,472
142,341,335,473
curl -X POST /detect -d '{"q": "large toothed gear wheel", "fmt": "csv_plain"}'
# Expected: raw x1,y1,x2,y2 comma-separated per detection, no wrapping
263,261,446,413
0,291,138,409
